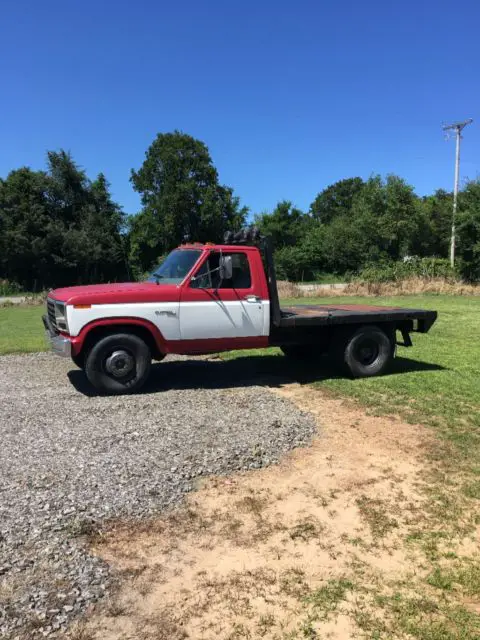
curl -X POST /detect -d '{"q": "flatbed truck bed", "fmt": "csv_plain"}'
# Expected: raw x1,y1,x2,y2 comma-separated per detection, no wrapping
279,304,437,332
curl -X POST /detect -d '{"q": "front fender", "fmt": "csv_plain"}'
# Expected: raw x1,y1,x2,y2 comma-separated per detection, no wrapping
69,317,169,356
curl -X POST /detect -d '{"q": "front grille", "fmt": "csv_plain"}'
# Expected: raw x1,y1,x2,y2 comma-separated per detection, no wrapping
47,299,57,332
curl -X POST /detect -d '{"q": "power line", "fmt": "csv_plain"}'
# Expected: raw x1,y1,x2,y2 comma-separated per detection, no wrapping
442,118,473,267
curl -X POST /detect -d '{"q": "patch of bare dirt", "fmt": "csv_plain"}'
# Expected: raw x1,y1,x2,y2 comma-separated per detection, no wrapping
76,385,435,640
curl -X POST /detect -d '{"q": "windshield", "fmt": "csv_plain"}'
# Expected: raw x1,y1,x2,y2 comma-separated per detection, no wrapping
146,249,202,284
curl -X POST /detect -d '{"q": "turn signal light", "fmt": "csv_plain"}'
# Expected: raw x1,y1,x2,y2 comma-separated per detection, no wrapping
73,304,92,309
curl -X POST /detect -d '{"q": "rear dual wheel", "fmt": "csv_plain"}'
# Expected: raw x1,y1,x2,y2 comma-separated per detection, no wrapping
335,325,394,378
84,333,151,395
281,326,394,378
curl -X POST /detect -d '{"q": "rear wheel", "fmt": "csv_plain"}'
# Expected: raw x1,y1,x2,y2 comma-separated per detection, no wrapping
84,333,151,395
335,326,393,378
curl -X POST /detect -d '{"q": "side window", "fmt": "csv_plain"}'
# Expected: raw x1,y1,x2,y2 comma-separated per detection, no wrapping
190,252,251,289
226,253,251,289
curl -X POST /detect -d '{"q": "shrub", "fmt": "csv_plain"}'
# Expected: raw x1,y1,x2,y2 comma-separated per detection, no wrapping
275,246,320,281
345,277,480,296
0,279,23,296
356,258,458,284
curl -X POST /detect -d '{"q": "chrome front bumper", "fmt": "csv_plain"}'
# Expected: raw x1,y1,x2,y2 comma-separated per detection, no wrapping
42,315,71,358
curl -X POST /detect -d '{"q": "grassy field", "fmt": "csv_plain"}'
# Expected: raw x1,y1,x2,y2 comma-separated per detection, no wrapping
0,304,45,355
308,295,480,457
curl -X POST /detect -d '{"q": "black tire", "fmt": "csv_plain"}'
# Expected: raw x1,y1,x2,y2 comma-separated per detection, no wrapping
337,326,393,378
84,333,151,395
71,352,85,369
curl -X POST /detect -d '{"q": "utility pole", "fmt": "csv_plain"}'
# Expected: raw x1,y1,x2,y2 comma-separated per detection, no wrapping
442,119,473,267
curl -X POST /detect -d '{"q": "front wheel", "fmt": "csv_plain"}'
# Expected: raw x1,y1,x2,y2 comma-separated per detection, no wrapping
71,352,85,369
84,333,151,395
335,326,393,378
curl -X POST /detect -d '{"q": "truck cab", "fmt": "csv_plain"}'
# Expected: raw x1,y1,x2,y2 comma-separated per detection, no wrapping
43,230,437,394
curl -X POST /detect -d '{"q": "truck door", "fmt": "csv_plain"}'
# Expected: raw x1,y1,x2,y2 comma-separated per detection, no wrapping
179,250,268,345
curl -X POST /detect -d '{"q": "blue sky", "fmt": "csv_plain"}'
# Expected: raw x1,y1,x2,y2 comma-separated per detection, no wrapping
1,0,478,216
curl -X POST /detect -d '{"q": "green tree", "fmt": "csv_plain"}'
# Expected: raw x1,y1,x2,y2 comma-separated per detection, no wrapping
254,201,324,280
0,167,53,288
274,245,313,281
81,173,128,282
274,222,327,281
255,200,305,248
382,174,420,259
321,213,372,273
413,189,453,257
129,131,247,274
310,177,364,223
457,180,480,281
0,151,126,289
308,175,421,275
350,175,420,262
46,152,127,285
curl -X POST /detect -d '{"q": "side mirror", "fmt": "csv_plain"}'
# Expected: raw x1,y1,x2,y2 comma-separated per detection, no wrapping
219,255,233,281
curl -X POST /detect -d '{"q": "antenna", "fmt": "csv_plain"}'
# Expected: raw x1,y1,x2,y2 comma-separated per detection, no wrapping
442,119,473,267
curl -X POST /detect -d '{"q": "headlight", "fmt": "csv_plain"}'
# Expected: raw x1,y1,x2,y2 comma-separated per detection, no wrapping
55,302,69,332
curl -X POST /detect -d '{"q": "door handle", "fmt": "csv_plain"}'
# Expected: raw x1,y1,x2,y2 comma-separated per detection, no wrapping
244,295,261,303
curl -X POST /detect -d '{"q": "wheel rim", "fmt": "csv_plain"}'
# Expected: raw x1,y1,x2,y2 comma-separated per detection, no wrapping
104,349,135,379
354,338,379,366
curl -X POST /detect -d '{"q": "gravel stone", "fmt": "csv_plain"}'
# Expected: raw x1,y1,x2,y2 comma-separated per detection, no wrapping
0,353,317,638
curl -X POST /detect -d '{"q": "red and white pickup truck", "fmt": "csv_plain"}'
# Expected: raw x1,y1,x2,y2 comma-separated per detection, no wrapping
43,229,437,394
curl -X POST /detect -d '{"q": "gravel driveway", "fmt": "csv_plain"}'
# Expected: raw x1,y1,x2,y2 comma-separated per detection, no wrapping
0,353,317,639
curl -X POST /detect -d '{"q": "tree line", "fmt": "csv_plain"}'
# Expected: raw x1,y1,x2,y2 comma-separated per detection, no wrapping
258,177,480,282
1,131,479,291
0,151,128,290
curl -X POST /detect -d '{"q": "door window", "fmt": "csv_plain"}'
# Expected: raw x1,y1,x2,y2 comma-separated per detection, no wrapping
191,252,251,289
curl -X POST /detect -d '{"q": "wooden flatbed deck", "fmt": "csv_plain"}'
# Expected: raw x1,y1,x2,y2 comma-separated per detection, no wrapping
279,304,437,333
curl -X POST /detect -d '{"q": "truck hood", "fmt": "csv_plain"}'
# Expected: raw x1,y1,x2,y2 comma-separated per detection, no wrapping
49,282,180,305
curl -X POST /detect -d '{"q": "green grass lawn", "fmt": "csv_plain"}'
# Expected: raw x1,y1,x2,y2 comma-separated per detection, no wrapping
0,305,46,355
308,295,480,455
